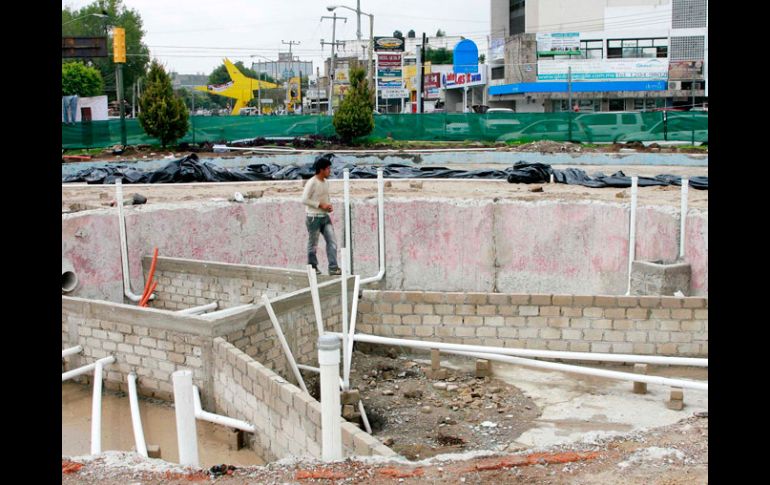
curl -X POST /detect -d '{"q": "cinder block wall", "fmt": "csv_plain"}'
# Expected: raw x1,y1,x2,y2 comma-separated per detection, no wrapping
212,338,396,461
357,291,708,357
62,296,213,401
143,257,311,311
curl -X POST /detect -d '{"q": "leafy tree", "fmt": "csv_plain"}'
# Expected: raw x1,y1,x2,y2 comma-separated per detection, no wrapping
407,30,416,38
479,54,486,64
62,61,104,96
139,61,190,148
333,67,374,144
424,48,453,65
62,0,150,102
436,29,446,37
393,30,404,39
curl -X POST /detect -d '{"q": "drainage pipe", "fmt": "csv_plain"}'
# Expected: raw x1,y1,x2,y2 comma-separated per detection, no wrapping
308,265,326,336
626,176,638,296
192,385,256,433
62,259,78,293
341,248,349,389
90,359,106,455
319,335,342,461
62,345,82,358
360,168,385,286
343,275,361,389
200,303,253,320
176,302,218,315
343,169,352,273
116,179,145,302
679,178,688,260
336,333,708,367
127,373,148,457
262,294,309,394
444,349,707,392
172,370,199,467
62,355,116,382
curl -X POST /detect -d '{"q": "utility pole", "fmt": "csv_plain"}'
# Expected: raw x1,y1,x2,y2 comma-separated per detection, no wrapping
419,32,426,114
283,40,300,111
567,66,573,141
356,0,362,41
321,13,347,116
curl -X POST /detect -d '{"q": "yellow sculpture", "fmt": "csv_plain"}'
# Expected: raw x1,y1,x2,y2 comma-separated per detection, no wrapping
195,58,278,115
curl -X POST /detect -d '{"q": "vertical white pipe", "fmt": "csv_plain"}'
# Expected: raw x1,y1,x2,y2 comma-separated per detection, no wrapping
626,176,638,296
262,295,309,394
307,265,326,337
115,179,143,302
127,373,148,457
172,370,199,467
360,168,386,285
90,361,104,455
343,168,352,272
679,178,689,260
341,248,349,390
344,275,360,389
319,335,343,461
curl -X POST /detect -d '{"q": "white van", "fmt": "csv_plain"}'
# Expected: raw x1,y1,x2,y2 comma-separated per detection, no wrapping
574,112,649,143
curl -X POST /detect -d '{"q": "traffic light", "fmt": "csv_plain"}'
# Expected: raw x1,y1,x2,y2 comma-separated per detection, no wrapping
113,27,126,63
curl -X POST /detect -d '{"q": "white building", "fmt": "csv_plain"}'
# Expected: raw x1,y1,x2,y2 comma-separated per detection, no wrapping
487,0,707,112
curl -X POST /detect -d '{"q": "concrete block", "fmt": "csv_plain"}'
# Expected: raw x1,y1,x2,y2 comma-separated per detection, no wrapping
340,389,360,405
583,307,603,318
604,308,626,319
427,368,448,380
633,363,648,394
594,296,617,307
475,359,491,378
509,295,530,305
668,387,684,410
431,349,441,370
530,294,551,305
147,444,161,459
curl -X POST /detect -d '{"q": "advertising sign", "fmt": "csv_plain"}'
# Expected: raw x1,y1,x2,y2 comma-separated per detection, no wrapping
668,60,704,80
442,70,486,88
374,36,405,52
378,69,402,78
334,68,350,84
378,79,403,88
377,53,402,66
536,32,581,56
380,88,408,99
489,38,505,61
537,58,669,81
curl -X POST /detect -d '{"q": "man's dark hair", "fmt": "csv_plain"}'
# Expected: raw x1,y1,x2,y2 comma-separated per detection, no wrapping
313,154,333,173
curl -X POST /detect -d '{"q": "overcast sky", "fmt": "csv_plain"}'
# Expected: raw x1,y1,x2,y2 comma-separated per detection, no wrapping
62,0,491,76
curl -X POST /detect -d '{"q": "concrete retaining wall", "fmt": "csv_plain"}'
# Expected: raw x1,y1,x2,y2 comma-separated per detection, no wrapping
62,196,707,302
357,290,708,357
212,338,396,461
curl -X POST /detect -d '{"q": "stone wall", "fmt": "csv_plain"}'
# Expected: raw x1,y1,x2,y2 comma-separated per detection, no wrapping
357,291,708,357
212,338,396,461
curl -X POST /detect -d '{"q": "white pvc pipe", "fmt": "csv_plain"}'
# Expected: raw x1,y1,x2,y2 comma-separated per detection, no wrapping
360,168,385,286
262,295,309,394
318,335,342,461
127,373,148,457
445,349,707,392
343,169,352,272
341,248,349,390
307,265,326,337
297,363,320,373
90,360,105,455
172,370,199,467
200,303,253,320
679,178,688,260
193,385,256,433
337,333,707,367
62,345,82,358
62,356,116,382
343,275,361,389
115,179,144,302
626,176,638,296
176,302,218,315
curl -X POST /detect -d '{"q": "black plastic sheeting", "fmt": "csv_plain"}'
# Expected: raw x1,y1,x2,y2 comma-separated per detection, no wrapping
62,153,708,190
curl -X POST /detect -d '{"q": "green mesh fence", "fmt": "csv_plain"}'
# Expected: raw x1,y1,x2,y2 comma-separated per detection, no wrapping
62,112,707,149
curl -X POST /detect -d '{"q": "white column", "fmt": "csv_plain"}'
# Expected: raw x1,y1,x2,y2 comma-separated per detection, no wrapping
172,370,199,467
319,335,342,461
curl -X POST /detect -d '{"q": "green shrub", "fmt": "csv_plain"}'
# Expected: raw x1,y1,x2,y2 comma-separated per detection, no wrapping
332,67,374,144
62,61,104,97
138,60,190,148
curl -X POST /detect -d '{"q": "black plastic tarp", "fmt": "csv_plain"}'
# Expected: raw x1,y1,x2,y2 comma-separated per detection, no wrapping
62,153,708,190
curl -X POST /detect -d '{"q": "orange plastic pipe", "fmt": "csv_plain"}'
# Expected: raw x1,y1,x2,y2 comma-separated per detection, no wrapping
139,247,158,305
140,280,158,307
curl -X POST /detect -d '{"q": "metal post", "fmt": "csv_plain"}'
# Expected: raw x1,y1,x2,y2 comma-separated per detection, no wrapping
356,0,362,41
191,91,196,145
369,14,375,102
567,66,573,141
117,63,127,146
330,14,337,115
319,335,343,461
172,370,199,467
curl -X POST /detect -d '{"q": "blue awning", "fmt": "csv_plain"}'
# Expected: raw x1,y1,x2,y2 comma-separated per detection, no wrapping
489,80,667,96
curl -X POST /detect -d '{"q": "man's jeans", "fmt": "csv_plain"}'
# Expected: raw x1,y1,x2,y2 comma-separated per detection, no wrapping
306,214,339,271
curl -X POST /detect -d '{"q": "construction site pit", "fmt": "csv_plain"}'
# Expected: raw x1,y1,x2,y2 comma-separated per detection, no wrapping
62,151,708,482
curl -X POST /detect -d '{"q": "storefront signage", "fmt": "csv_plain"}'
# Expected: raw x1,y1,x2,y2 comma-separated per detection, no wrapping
374,36,405,52
378,69,402,78
378,79,403,88
442,70,485,88
536,32,581,56
537,58,669,81
379,87,409,99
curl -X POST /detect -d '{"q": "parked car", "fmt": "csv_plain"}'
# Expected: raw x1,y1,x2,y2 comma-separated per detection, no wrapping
480,109,521,137
574,112,649,143
485,108,515,114
615,114,708,144
496,119,592,143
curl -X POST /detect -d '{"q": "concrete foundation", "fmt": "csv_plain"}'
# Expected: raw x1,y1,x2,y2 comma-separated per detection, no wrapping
631,261,692,296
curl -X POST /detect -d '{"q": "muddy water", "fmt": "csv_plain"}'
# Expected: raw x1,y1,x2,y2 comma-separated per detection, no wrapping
62,382,265,467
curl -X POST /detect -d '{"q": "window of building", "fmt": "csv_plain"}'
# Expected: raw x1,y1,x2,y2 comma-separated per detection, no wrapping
581,40,603,59
673,0,707,29
609,99,625,111
633,98,664,111
553,99,600,112
607,38,667,58
509,0,525,35
491,66,505,80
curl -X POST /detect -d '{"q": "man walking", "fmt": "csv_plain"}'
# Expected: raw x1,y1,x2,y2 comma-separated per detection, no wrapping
302,157,341,275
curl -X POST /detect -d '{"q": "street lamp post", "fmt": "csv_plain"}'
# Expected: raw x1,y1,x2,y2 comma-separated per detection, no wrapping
327,5,374,103
62,12,108,26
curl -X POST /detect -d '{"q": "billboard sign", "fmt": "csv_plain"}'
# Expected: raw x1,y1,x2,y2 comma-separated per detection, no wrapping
536,32,581,56
374,36,405,52
442,70,486,88
378,79,403,88
537,58,669,82
380,88,409,99
453,39,479,74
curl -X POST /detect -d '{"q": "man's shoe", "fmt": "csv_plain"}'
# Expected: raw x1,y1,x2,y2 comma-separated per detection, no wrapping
312,267,321,275
328,268,342,276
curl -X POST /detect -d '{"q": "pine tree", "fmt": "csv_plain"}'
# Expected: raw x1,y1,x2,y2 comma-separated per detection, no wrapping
332,67,374,144
138,60,190,148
